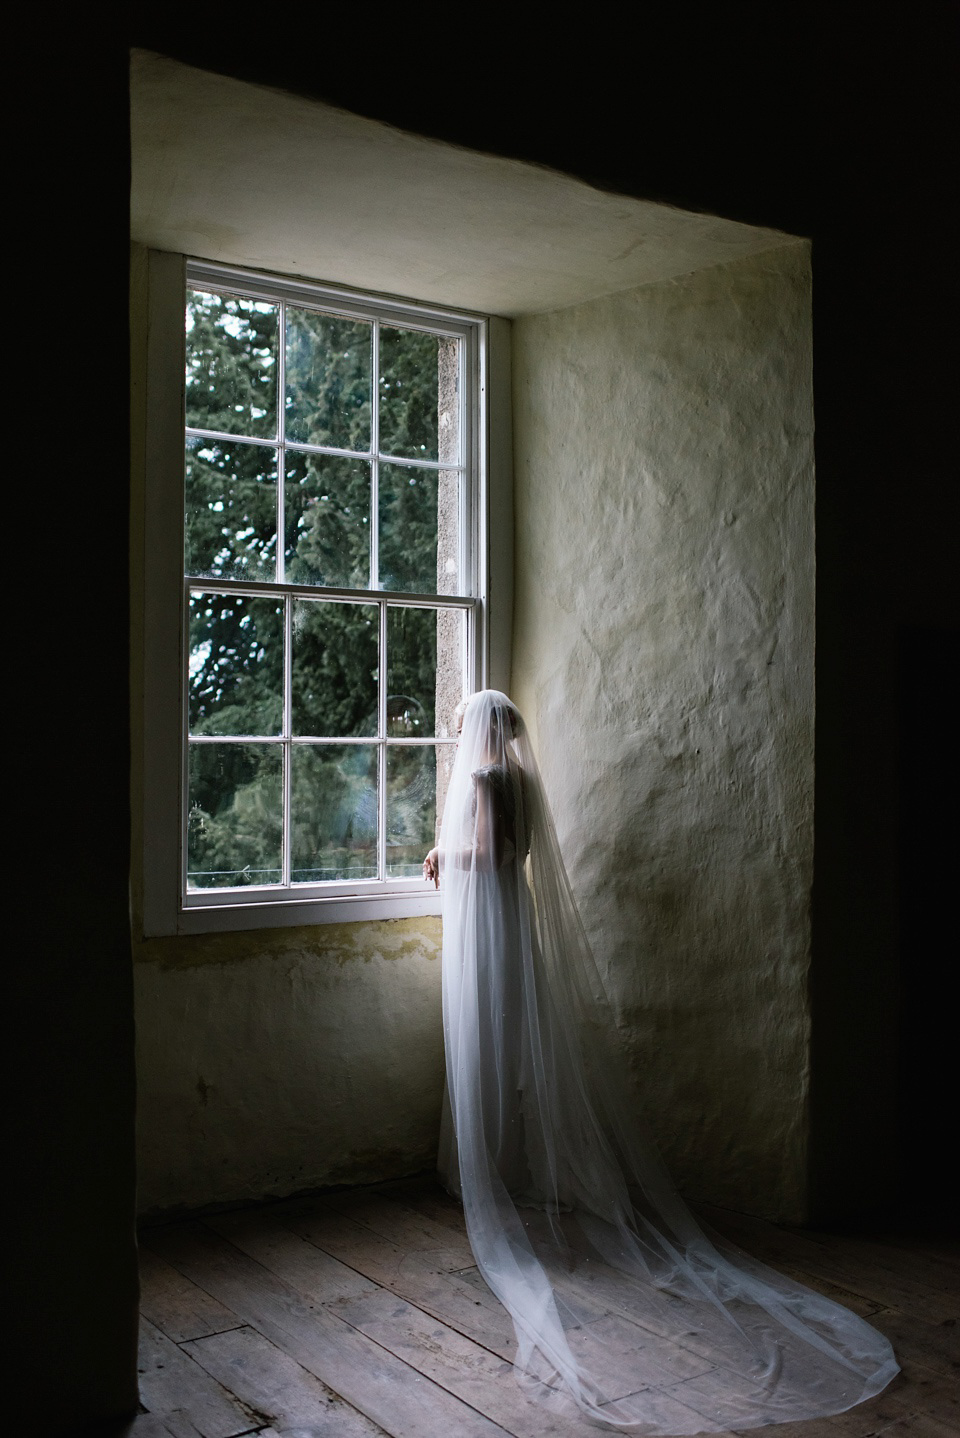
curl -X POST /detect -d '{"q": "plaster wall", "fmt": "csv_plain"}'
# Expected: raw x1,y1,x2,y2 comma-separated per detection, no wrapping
511,244,814,1221
134,919,443,1215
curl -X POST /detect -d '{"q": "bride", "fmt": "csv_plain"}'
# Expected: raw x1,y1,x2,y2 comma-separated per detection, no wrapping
423,689,897,1434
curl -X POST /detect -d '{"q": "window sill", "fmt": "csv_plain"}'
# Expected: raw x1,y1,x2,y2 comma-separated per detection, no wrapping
148,886,443,937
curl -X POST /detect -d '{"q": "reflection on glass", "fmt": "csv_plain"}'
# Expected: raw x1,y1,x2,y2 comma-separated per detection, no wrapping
379,327,443,461
291,744,378,882
379,463,438,592
292,600,378,737
284,453,370,588
386,607,464,738
387,745,436,878
285,308,372,452
187,743,282,888
185,439,278,580
189,593,283,736
186,290,278,439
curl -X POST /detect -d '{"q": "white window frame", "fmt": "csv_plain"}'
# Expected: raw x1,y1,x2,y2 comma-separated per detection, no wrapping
138,252,511,936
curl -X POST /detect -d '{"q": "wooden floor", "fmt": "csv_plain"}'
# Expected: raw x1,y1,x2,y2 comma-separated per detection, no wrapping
127,1175,958,1438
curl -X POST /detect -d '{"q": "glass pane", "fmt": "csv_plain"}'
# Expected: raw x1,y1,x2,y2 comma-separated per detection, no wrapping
291,744,378,882
185,438,278,581
189,593,283,736
379,327,457,463
285,308,372,451
284,453,370,588
292,600,378,737
387,607,464,738
186,289,278,439
379,463,449,594
387,745,437,878
187,743,282,888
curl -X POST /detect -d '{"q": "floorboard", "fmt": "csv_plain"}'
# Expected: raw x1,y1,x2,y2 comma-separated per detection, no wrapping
135,1179,959,1438
137,1316,263,1437
138,1247,245,1344
182,1325,389,1436
142,1221,510,1438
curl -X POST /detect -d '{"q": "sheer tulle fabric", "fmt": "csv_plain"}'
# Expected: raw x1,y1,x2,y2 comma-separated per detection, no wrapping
437,690,897,1434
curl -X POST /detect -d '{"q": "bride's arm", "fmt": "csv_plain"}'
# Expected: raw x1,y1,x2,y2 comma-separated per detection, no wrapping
422,840,482,884
424,772,513,885
422,782,505,880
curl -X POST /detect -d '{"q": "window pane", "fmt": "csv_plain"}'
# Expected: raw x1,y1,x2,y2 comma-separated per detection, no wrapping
291,744,378,882
285,308,372,451
187,743,282,888
379,463,449,594
387,607,464,738
284,453,371,588
189,593,283,736
185,438,278,581
379,328,459,463
292,600,378,737
186,289,278,439
386,745,437,878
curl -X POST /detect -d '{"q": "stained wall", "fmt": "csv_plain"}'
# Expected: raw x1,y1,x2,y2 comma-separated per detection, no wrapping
134,921,443,1215
512,243,814,1221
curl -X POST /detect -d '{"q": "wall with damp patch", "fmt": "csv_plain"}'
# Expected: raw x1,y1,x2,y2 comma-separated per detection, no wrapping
134,919,443,1215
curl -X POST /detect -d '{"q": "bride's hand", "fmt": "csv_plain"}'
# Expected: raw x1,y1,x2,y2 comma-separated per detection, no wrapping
423,847,440,888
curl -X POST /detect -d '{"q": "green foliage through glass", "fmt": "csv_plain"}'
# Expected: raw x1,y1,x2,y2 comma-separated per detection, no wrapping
183,279,469,894
186,290,278,438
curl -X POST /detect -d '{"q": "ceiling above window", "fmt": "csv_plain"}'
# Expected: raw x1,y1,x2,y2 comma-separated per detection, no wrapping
130,50,801,318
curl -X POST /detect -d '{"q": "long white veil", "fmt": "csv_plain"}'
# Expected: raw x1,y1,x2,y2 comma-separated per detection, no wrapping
437,689,897,1433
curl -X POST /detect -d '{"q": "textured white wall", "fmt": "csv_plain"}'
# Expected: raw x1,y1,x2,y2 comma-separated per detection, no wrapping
134,919,443,1215
511,244,814,1221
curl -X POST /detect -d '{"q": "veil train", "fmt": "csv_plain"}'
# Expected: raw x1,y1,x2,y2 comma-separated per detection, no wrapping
434,689,898,1434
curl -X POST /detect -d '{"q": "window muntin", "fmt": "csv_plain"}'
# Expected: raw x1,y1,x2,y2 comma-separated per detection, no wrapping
181,266,480,910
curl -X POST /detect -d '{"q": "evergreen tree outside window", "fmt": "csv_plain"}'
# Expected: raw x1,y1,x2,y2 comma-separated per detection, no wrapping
178,263,484,916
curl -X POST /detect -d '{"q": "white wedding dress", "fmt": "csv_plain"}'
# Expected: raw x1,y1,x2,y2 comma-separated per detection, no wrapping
437,690,898,1434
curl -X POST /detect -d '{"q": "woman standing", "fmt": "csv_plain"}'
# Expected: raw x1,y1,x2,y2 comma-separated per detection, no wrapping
426,689,897,1433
